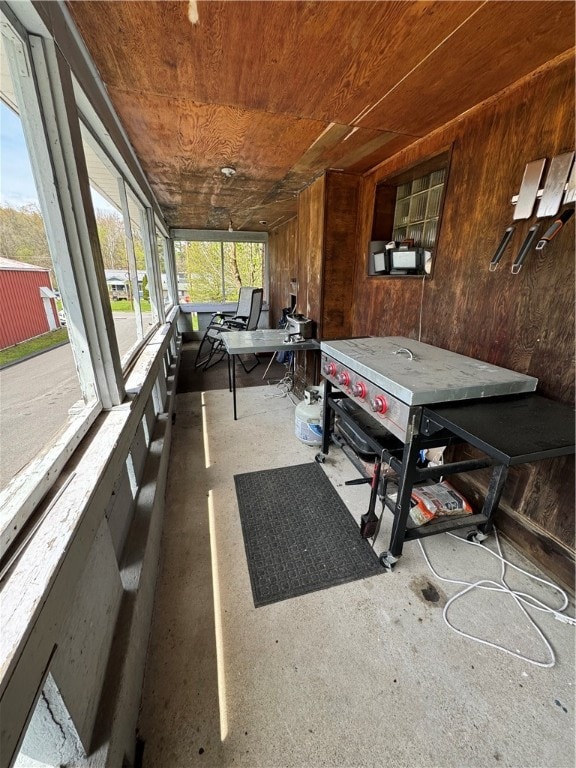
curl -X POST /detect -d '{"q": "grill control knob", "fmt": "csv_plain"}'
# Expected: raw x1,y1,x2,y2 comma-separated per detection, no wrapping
352,381,367,399
370,394,388,414
337,370,350,387
324,361,337,377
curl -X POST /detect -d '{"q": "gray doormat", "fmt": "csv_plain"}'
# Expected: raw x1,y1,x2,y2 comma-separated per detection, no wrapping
234,462,383,607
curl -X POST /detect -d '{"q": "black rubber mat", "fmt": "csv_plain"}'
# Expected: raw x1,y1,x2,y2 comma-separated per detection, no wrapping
234,462,383,607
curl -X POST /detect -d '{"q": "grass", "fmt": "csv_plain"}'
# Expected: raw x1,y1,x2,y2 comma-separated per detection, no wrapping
1,301,170,366
0,328,69,367
110,299,152,312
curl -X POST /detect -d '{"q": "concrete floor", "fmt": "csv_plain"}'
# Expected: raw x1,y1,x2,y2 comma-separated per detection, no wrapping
138,382,575,768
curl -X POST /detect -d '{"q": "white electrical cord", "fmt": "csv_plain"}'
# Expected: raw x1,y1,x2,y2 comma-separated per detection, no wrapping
419,528,575,668
264,368,294,399
418,273,426,342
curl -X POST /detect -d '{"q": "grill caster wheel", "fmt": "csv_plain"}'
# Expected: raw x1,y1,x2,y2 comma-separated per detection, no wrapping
467,529,489,544
315,452,326,464
379,552,398,570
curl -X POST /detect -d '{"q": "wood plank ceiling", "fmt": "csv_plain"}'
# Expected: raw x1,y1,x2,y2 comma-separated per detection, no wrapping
67,0,575,233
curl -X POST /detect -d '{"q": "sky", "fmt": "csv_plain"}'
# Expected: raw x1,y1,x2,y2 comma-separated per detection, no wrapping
0,101,38,207
0,100,115,212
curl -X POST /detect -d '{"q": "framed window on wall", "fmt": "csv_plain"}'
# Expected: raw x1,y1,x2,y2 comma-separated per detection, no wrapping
368,150,451,278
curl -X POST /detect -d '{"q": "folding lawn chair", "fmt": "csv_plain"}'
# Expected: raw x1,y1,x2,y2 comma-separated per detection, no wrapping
194,287,263,371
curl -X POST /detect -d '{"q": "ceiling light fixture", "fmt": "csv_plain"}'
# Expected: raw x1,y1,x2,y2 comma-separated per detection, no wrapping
221,166,236,178
259,220,268,225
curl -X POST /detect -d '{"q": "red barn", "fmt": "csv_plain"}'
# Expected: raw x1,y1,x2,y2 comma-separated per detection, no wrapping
0,257,59,350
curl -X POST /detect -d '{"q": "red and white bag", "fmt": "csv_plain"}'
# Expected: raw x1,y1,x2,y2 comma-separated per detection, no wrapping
408,481,473,527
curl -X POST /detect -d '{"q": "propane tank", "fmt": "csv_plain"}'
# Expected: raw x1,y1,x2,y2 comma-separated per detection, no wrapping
295,385,323,446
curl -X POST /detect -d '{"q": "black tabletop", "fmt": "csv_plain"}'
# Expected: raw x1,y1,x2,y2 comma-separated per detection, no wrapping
422,395,575,466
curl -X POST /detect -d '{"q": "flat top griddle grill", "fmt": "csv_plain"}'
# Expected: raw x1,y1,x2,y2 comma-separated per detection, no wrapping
318,336,574,568
321,337,537,405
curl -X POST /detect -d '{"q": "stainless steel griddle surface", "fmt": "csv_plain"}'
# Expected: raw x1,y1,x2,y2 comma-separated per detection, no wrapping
320,337,538,405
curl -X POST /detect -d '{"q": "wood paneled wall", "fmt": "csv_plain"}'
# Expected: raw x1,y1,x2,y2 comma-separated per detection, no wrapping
269,172,360,392
352,56,575,587
269,56,574,587
270,172,361,339
354,58,574,388
296,176,326,329
268,181,324,394
268,218,298,329
321,173,361,340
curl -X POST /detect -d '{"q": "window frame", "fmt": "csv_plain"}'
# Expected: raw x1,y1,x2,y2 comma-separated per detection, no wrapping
172,228,269,305
391,167,447,248
0,14,110,557
80,118,161,363
0,6,171,560
368,149,451,279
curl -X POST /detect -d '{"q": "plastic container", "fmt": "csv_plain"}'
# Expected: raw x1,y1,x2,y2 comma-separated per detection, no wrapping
295,386,323,445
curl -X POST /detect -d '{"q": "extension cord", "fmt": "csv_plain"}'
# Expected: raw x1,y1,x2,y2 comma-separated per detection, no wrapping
419,528,575,668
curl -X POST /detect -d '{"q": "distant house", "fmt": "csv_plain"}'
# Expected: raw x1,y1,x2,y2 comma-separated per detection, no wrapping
0,257,59,350
104,268,186,302
104,268,146,300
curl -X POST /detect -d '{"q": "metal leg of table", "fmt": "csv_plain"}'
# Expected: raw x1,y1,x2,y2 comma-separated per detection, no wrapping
232,353,237,420
382,434,423,565
262,353,276,380
478,463,509,534
319,381,334,457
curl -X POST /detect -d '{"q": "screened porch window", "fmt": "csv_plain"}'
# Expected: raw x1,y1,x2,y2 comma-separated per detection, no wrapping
174,240,264,303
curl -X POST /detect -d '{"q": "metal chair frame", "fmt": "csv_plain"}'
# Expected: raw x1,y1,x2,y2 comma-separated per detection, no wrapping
194,287,264,371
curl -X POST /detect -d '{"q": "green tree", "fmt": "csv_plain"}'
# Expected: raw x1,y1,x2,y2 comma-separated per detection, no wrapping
95,209,125,270
0,204,51,270
0,203,149,297
133,229,146,271
141,273,150,302
173,240,264,303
